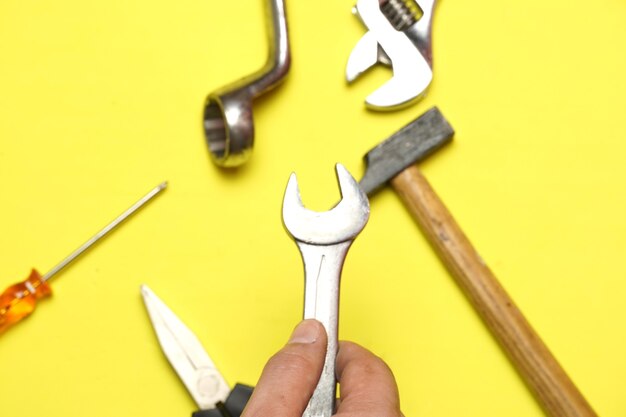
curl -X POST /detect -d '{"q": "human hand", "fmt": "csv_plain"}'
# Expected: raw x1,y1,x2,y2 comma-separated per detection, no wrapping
241,319,403,417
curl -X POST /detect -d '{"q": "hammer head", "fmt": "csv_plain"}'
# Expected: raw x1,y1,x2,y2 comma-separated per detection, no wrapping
359,107,454,195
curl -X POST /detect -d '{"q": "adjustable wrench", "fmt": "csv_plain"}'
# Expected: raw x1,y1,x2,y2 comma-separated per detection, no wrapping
347,0,437,110
282,164,370,417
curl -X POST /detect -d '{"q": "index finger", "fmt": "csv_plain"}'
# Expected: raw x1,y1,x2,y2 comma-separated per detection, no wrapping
335,341,402,417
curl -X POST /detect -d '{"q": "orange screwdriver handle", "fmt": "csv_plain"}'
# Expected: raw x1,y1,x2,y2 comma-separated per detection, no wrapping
0,269,52,333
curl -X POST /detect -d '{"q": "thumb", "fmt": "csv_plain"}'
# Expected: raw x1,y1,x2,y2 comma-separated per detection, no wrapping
242,320,328,417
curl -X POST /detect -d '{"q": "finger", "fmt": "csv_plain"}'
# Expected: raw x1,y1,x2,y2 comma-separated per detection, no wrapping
241,320,328,417
334,341,402,417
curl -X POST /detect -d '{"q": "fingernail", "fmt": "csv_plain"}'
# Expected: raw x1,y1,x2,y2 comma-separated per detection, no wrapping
288,320,321,344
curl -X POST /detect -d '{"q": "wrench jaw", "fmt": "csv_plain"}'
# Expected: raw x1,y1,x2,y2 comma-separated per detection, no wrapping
282,164,370,246
346,31,381,84
365,64,432,110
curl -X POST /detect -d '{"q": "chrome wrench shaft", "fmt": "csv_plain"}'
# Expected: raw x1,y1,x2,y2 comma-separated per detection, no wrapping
300,241,351,416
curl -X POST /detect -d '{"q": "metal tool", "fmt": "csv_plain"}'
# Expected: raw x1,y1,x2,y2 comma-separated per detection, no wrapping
141,285,253,417
0,182,167,334
282,164,369,417
203,0,291,167
359,107,597,417
346,0,436,110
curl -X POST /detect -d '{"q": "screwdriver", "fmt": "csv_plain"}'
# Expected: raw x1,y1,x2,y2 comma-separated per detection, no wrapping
0,182,167,334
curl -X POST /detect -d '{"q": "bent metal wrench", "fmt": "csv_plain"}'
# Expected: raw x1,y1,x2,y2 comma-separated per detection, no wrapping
282,164,370,417
203,0,290,167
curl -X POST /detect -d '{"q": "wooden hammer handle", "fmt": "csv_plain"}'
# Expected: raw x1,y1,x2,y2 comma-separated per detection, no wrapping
390,165,596,417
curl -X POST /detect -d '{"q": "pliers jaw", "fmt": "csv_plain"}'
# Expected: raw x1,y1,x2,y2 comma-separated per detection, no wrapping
141,285,253,417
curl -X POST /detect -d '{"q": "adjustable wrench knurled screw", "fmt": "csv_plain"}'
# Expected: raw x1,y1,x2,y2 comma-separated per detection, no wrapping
282,164,370,417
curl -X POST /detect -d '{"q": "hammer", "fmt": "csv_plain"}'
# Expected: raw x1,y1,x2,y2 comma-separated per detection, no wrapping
359,107,596,417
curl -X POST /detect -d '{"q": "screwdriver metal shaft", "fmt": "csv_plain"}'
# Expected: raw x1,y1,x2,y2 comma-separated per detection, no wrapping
42,182,167,282
0,182,167,334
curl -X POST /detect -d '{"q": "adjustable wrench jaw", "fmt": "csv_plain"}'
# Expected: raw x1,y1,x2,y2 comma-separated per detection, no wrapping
282,164,369,417
346,0,436,110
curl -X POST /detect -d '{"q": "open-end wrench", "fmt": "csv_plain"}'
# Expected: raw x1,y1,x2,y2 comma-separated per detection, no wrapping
282,164,370,417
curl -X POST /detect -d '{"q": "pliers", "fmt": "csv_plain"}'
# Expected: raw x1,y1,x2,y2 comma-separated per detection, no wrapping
141,285,253,417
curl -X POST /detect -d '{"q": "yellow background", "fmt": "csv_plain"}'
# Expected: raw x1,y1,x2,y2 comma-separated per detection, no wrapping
1,0,624,416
